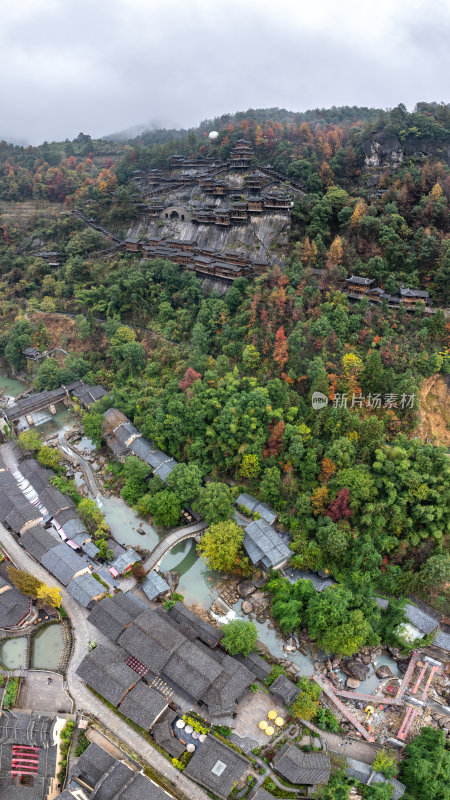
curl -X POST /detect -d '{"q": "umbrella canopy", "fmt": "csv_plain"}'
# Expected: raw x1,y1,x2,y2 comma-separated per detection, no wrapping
275,717,285,727
192,731,200,739
185,725,193,734
176,719,185,729
265,726,275,736
259,720,268,730
186,743,196,753
199,734,207,742
267,710,277,720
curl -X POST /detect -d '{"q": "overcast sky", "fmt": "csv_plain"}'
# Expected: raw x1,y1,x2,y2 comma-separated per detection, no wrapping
1,0,449,145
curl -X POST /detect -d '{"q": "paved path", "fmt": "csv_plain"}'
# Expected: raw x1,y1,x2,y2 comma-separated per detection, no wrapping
299,719,381,764
143,520,207,572
0,522,210,800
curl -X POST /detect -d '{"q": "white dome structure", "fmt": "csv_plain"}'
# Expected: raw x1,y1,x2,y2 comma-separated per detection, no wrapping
208,130,219,140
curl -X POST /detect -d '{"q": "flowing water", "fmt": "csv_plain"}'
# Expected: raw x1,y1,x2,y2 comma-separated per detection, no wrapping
30,625,64,669
0,374,28,399
97,494,160,551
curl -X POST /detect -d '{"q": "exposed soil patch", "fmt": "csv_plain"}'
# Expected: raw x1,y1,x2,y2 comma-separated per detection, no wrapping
415,374,450,447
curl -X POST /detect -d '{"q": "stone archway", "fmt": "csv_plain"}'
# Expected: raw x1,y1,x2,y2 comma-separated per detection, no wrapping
161,206,192,223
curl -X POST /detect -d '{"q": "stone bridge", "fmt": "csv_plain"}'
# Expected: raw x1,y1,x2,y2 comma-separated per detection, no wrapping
143,520,208,572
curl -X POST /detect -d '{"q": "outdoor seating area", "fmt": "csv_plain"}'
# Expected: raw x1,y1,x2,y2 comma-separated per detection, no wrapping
233,690,286,745
173,717,207,754
258,709,285,737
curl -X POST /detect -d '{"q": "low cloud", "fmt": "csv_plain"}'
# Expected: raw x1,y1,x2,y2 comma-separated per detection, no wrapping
0,0,448,144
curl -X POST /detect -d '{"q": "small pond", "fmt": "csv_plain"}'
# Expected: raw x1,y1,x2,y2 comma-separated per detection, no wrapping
30,625,64,670
0,638,27,669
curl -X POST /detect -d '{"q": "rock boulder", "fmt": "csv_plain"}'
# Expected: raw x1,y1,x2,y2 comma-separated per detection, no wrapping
341,660,369,681
375,665,393,679
237,580,256,598
346,677,361,690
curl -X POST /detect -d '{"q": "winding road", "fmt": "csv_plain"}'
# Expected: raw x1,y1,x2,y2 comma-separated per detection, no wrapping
0,521,211,800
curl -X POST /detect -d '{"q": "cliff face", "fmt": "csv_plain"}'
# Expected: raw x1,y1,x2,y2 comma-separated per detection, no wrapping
128,181,291,262
361,132,403,169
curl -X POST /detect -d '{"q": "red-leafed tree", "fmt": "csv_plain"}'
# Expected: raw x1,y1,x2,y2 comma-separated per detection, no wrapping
325,488,352,522
273,326,289,371
264,420,285,459
178,367,201,393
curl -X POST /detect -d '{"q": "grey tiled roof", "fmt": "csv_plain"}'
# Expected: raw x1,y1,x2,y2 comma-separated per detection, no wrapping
87,593,147,641
286,570,335,592
269,674,299,706
234,651,272,681
252,790,278,800
152,709,185,758
70,382,108,408
76,645,138,705
375,596,390,610
236,492,278,525
40,543,91,586
128,436,154,460
163,642,222,700
0,470,17,489
66,573,105,607
142,572,170,601
201,654,253,716
71,532,89,546
0,580,31,628
145,449,170,469
0,711,57,800
110,549,140,574
57,515,86,537
371,772,406,800
168,601,222,647
243,518,291,570
273,742,330,786
117,609,186,673
114,423,140,447
433,630,450,651
40,486,75,516
69,741,115,788
153,458,178,482
345,759,405,800
118,682,167,729
83,540,100,558
5,505,42,533
20,525,60,561
346,275,375,285
345,757,372,783
400,287,429,299
404,603,439,635
184,735,248,800
53,507,81,539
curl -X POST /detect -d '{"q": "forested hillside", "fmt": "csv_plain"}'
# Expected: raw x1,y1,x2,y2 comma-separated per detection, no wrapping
1,103,449,642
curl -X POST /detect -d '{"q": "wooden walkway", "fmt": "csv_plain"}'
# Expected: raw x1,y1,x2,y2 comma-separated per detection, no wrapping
334,689,403,706
313,676,375,742
396,651,420,700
